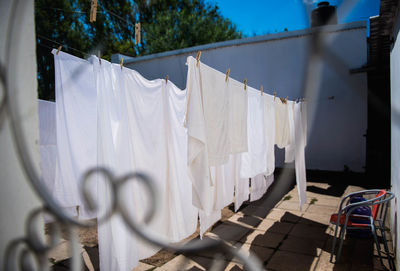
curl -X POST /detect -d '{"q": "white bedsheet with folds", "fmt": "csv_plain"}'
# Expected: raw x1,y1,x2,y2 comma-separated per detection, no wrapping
53,50,97,219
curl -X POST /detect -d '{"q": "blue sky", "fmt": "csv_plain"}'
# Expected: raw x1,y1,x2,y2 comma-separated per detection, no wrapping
207,0,380,37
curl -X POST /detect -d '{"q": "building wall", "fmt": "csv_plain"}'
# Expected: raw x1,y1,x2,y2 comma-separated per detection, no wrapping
0,0,43,266
391,11,400,269
118,22,368,172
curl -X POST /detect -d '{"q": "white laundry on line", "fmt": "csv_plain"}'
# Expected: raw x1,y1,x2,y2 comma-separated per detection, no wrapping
52,50,97,220
185,56,248,214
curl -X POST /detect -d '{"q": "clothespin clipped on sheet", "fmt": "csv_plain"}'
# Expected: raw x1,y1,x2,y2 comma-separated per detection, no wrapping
120,58,124,71
260,85,263,96
244,78,247,91
273,91,276,101
135,22,141,45
225,68,230,82
165,75,169,84
90,0,98,23
284,96,289,104
98,50,101,65
196,51,202,67
56,45,62,55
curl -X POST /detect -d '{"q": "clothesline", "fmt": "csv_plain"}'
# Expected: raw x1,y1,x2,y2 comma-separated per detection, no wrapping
39,49,308,271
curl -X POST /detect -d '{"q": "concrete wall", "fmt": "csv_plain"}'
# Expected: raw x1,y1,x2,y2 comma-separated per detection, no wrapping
391,11,400,269
0,0,43,266
116,21,368,173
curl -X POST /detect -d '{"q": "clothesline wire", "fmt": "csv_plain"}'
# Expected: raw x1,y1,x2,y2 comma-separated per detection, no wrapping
37,34,91,57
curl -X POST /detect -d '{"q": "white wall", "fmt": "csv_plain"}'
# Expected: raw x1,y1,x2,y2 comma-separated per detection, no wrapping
119,22,368,172
0,0,43,267
391,13,400,270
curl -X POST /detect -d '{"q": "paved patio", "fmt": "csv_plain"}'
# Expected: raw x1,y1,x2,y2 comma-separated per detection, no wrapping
50,180,394,271
141,181,394,271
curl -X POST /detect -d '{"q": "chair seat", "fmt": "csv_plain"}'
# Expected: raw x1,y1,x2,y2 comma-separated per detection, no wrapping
330,213,371,228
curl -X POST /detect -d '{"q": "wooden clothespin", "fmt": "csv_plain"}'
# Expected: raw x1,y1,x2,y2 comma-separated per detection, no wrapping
285,96,289,104
225,68,230,82
165,75,169,84
244,78,247,91
56,45,62,55
273,91,277,101
196,51,202,67
98,50,101,64
260,85,263,96
120,57,124,71
135,22,141,45
90,0,98,23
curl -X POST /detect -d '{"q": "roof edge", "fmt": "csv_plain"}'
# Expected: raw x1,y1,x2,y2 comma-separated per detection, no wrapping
112,21,367,64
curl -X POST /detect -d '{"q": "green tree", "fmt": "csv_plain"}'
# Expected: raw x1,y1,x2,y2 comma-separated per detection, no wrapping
35,0,242,100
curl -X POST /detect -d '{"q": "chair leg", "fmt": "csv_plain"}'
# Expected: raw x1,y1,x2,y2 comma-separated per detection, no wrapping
371,223,384,266
330,224,340,262
336,225,346,263
378,222,393,270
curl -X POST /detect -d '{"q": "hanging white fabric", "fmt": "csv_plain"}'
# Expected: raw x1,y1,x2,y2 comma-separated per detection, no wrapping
199,209,221,238
264,94,276,175
52,50,97,219
240,87,267,179
275,98,290,149
285,101,296,163
294,102,308,210
38,99,58,222
38,99,57,193
94,57,198,271
185,56,248,213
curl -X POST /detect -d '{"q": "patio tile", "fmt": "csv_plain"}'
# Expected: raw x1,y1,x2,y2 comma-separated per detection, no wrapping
255,219,294,235
300,212,332,227
276,200,308,211
314,250,351,271
306,204,338,215
233,242,274,264
266,250,318,271
131,262,156,271
279,235,325,256
239,230,286,249
227,213,262,230
205,223,251,244
156,255,205,271
289,223,330,241
239,205,271,219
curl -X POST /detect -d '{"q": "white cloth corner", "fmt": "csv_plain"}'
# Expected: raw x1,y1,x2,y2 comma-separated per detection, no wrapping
285,101,296,163
240,87,267,179
294,102,307,210
275,98,290,149
264,94,276,175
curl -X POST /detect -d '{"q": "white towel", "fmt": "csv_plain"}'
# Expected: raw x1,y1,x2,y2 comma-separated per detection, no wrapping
264,95,276,175
285,101,296,163
240,88,267,179
275,98,291,148
186,56,248,213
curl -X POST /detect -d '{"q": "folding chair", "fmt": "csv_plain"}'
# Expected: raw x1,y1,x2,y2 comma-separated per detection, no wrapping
329,189,395,269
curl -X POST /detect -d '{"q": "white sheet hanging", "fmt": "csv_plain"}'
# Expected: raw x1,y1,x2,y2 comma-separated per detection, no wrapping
185,56,248,213
94,57,198,271
52,50,97,219
294,102,307,210
264,95,276,175
275,98,290,149
199,209,221,238
240,88,267,179
38,99,57,193
250,174,266,202
285,101,295,163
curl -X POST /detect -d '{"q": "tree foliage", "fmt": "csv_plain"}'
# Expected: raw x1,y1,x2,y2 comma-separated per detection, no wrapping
35,0,242,100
